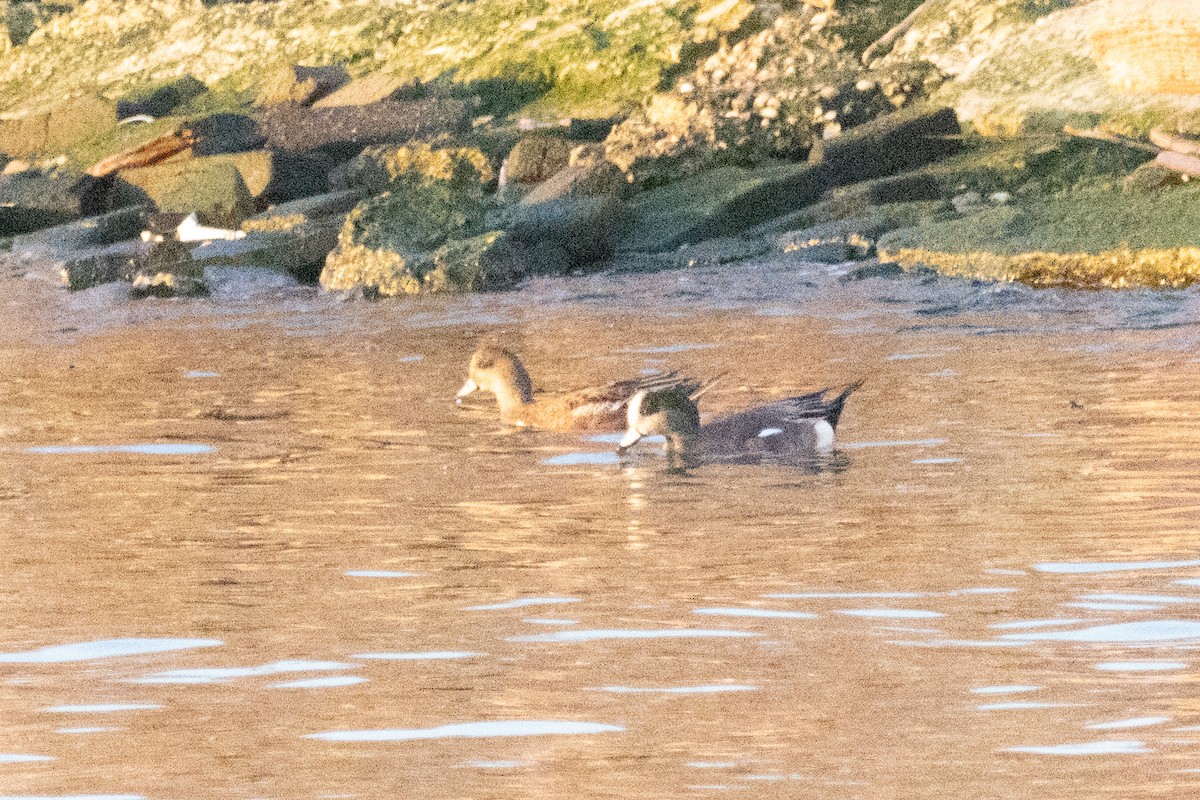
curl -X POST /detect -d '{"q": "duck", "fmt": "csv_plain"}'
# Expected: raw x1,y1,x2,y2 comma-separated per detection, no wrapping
455,345,716,432
617,379,864,468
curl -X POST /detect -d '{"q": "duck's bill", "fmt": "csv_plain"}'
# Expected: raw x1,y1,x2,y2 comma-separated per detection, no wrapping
455,378,478,402
616,429,642,453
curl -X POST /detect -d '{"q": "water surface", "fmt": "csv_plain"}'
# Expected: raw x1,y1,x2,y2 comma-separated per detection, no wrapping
4,257,1200,797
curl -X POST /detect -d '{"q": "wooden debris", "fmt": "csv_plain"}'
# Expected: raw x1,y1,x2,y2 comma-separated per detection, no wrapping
1149,128,1200,156
87,129,197,177
1156,150,1200,177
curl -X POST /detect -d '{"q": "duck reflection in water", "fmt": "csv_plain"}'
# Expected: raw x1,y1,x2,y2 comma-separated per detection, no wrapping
456,345,716,432
617,380,864,471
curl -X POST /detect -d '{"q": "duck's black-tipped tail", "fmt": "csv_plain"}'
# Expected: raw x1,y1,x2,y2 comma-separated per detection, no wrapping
823,379,865,429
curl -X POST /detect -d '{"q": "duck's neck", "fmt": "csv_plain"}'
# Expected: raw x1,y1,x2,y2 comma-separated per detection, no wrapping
664,431,702,470
494,382,535,423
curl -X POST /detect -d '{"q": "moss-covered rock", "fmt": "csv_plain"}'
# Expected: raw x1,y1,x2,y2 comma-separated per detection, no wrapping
255,64,349,107
878,185,1200,288
503,133,574,188
117,75,207,119
338,142,494,196
119,156,255,227
0,0,760,122
0,94,118,157
321,229,524,297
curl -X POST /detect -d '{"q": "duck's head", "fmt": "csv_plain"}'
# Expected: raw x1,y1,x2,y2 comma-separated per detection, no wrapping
456,346,534,404
618,385,702,456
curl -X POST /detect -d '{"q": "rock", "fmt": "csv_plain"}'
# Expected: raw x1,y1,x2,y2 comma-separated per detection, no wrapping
1124,162,1183,194
119,150,331,216
188,113,264,156
334,182,484,253
622,105,961,251
8,205,149,259
131,243,206,297
59,241,146,290
258,100,472,156
566,117,622,141
0,170,91,236
119,157,254,228
195,216,343,282
0,95,118,157
245,189,365,226
321,229,524,297
256,64,350,107
312,73,417,108
503,194,621,267
116,75,207,120
672,236,770,268
522,160,627,202
503,134,573,187
335,143,493,195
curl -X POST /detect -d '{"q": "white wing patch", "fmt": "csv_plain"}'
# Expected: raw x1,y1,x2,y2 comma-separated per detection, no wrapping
757,427,784,438
813,420,835,451
572,400,624,419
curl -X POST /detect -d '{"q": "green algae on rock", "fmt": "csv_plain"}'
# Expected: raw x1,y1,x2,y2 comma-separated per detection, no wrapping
878,185,1200,288
321,229,524,297
338,143,494,196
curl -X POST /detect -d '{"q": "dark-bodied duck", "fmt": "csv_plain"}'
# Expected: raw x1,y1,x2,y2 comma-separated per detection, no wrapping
617,379,864,468
456,345,715,432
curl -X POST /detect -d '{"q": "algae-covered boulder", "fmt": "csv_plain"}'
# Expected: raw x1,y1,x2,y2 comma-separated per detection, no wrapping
256,64,350,107
320,157,496,295
503,134,574,188
0,169,90,235
322,229,524,297
120,157,255,228
337,143,493,196
0,94,117,157
877,185,1200,288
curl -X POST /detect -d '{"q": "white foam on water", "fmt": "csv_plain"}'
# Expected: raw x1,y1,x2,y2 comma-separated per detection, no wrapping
1001,621,1200,643
693,607,817,620
1034,560,1200,574
1094,661,1187,672
542,452,621,466
687,762,738,769
1082,593,1200,605
1065,602,1164,612
184,370,220,378
460,760,528,768
129,659,358,685
0,754,54,763
521,618,579,625
1006,740,1149,755
507,629,758,643
55,727,120,734
912,457,962,465
466,597,581,611
307,720,624,742
1086,716,1170,730
0,638,222,663
990,619,1087,630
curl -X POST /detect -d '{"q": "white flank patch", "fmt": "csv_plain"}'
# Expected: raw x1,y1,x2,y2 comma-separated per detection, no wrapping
813,420,835,451
757,427,783,438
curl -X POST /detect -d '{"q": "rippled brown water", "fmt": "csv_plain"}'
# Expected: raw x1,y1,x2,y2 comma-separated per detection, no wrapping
3,261,1200,799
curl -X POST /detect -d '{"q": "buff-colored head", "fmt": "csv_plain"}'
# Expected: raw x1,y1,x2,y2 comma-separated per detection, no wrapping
456,346,534,406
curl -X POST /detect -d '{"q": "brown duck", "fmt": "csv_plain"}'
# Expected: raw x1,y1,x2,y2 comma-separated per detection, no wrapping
456,345,714,432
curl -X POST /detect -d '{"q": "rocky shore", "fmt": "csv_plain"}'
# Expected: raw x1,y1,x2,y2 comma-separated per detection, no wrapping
1,0,1198,298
